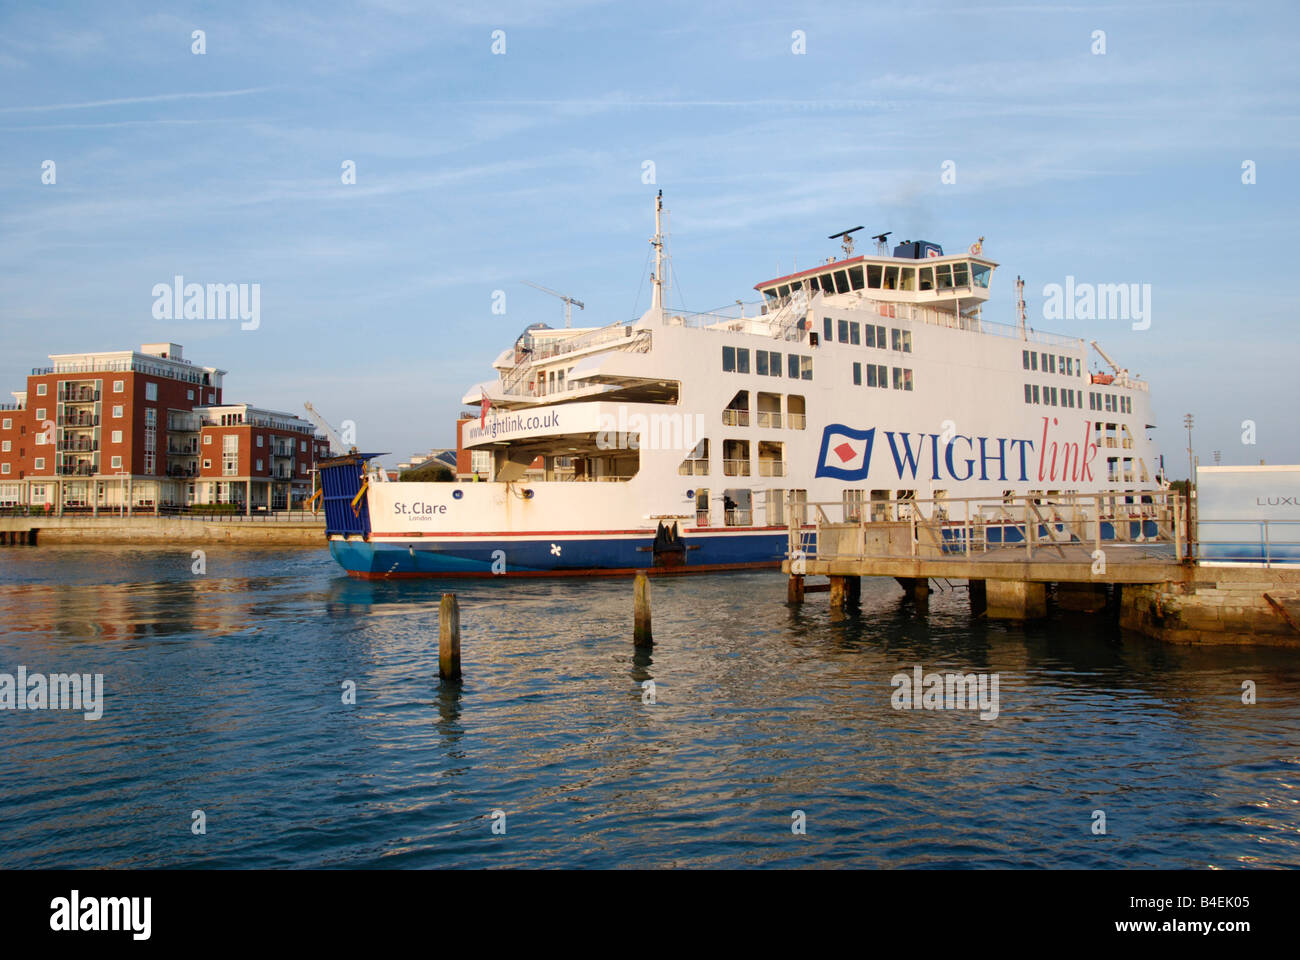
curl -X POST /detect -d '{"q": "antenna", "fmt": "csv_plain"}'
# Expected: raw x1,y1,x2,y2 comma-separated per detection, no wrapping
522,281,585,329
828,225,865,258
871,231,892,255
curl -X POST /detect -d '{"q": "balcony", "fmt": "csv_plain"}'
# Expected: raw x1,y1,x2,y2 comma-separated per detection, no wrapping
60,389,100,403
58,464,95,477
166,465,199,478
58,414,99,427
60,439,99,453
167,443,199,455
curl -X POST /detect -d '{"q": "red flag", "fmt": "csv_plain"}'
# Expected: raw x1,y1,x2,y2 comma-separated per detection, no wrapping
480,394,491,429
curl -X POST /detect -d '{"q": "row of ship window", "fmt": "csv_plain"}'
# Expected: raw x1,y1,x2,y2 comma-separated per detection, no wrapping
823,318,912,352
1091,392,1133,413
1025,385,1083,408
1024,385,1134,414
854,362,913,391
1022,350,1081,376
722,346,814,380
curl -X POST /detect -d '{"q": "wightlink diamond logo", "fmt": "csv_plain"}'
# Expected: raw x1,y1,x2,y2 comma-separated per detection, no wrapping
814,424,875,481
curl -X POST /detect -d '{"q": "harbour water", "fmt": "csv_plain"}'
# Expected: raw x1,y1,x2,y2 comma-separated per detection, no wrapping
1,545,1297,869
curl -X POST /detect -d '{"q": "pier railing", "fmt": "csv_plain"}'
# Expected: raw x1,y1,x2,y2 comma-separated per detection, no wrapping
1195,519,1300,567
786,490,1185,565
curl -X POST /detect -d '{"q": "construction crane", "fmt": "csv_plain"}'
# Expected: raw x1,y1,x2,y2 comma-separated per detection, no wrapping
523,281,584,329
1090,340,1130,383
303,401,355,455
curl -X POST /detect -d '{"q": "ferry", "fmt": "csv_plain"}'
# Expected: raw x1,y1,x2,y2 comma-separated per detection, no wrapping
321,194,1165,577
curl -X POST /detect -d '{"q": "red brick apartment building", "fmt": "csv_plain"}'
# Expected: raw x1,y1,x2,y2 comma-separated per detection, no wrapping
0,342,331,514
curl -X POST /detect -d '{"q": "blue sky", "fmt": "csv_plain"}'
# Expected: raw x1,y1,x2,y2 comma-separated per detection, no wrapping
1,0,1296,474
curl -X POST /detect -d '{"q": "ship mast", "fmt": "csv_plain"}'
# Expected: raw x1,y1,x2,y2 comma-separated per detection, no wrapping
1016,275,1027,340
650,190,665,317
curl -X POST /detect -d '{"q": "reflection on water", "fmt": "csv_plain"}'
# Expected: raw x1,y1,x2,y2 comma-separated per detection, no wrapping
1,544,1298,868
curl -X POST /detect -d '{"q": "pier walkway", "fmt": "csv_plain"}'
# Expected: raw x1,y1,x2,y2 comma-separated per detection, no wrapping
781,491,1300,643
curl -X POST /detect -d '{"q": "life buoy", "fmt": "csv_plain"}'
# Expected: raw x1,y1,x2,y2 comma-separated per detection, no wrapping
969,241,982,255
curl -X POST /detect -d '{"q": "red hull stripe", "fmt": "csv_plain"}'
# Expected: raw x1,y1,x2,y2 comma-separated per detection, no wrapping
364,526,787,538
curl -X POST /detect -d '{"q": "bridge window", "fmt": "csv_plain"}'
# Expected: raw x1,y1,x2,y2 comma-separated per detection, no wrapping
834,270,850,294
972,263,991,287
935,264,953,290
883,266,899,290
899,267,916,291
867,264,883,288
952,262,969,286
920,266,934,291
848,266,864,290
853,362,862,386
819,273,836,295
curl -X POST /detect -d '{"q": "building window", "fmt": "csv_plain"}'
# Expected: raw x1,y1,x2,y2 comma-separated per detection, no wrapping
1024,383,1032,403
1,419,9,430
203,459,211,469
1,441,8,452
1030,353,1038,371
823,317,832,340
208,392,215,403
36,383,47,396
204,435,212,445
145,382,157,402
222,434,238,476
111,456,121,469
853,362,862,386
143,453,154,474
300,440,307,452
1032,384,1040,404
112,430,123,443
256,434,264,447
34,458,44,471
1023,350,1031,370
112,405,123,418
0,464,8,475
35,408,45,421
256,459,263,472
114,380,124,393
187,390,194,401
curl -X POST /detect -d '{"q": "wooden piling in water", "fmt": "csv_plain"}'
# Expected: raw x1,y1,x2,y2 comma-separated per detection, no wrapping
439,593,461,680
787,574,805,604
634,573,652,646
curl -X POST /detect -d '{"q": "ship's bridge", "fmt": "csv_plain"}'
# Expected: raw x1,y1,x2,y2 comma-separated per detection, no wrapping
755,240,995,315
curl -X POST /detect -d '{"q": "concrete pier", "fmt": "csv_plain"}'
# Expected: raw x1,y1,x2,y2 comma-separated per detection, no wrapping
985,579,1047,620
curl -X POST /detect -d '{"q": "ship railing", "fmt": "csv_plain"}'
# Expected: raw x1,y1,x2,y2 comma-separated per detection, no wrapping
501,326,652,395
722,459,751,477
666,299,765,329
721,409,749,427
785,489,1185,564
756,411,782,428
757,460,786,477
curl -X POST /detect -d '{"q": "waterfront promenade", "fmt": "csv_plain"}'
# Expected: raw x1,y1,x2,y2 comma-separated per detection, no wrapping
0,513,324,545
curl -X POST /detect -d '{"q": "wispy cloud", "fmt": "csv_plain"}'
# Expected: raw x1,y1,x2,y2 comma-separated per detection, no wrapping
0,87,272,114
